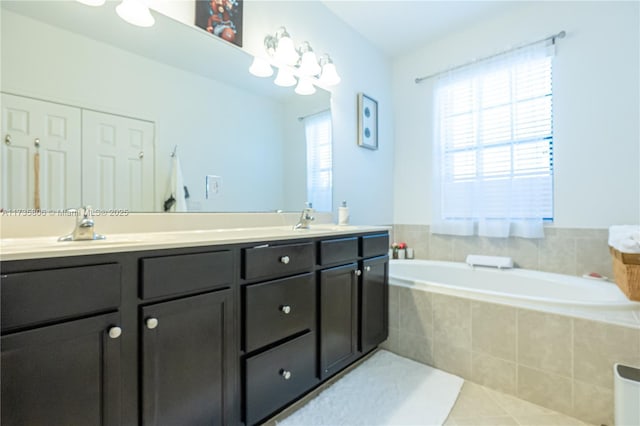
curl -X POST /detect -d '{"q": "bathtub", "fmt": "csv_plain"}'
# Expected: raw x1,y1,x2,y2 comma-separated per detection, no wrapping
389,259,640,327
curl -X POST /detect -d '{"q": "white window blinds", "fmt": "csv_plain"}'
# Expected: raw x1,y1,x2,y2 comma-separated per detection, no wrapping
304,110,332,212
431,41,554,238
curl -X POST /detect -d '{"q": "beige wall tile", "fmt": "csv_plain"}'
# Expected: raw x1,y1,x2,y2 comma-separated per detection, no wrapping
452,235,483,263
379,327,400,353
508,237,539,270
575,237,613,279
573,318,640,389
398,287,433,338
388,285,399,330
518,309,572,377
471,352,517,395
433,339,472,379
538,237,577,275
429,233,454,261
472,301,516,361
572,380,613,426
396,330,433,366
517,366,573,415
433,293,471,350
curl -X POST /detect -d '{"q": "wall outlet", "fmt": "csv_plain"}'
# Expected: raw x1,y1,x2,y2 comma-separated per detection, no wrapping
206,175,222,198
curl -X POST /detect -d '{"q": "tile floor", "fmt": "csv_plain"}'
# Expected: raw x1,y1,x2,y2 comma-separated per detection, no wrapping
445,381,594,426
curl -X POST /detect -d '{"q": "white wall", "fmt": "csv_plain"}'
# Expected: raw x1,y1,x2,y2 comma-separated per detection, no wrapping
392,1,640,228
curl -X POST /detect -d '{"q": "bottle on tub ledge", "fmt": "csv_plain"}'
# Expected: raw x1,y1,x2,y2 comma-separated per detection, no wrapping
389,242,414,259
338,201,350,226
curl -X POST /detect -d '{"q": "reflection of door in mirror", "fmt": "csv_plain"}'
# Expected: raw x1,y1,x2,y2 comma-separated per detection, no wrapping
1,93,81,210
1,93,156,211
81,111,155,211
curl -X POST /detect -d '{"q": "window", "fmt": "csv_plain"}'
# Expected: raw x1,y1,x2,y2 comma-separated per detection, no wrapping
432,42,554,238
304,110,332,212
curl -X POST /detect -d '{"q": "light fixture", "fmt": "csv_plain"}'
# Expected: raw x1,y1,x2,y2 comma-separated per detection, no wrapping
116,0,155,28
249,57,274,78
318,55,341,86
76,0,106,6
248,26,340,95
273,27,298,66
295,77,316,96
274,67,296,87
298,42,321,77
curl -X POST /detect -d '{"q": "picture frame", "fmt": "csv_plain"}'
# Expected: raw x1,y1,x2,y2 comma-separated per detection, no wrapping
357,93,378,150
195,0,244,48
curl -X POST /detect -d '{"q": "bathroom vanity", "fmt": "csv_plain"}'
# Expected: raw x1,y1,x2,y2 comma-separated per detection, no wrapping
0,227,389,425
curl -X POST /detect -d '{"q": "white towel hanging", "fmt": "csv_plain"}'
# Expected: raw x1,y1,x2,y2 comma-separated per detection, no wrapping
163,153,188,212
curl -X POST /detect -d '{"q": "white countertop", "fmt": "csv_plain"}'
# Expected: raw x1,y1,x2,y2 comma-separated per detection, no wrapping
0,225,390,261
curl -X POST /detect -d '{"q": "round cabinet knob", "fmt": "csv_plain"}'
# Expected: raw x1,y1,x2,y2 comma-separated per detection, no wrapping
108,326,122,339
280,255,290,264
280,369,292,380
365,266,371,272
146,318,159,329
280,305,292,314
354,269,362,276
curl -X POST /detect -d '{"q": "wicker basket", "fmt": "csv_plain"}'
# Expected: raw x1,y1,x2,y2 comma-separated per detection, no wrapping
610,246,640,301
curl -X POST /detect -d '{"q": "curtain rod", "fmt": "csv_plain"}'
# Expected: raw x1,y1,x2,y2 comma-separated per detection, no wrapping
298,108,330,122
415,30,566,84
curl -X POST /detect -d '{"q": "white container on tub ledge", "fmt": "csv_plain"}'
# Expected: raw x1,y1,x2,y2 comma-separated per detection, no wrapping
466,254,513,269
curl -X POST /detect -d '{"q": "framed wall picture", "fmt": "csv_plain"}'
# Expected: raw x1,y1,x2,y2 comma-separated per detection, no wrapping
357,93,378,150
195,0,244,47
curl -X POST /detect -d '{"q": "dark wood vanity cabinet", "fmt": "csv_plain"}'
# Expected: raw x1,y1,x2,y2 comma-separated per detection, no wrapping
140,289,235,426
0,261,124,426
1,312,122,426
0,230,389,426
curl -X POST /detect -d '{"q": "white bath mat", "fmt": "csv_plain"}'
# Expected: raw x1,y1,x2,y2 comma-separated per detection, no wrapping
276,350,463,426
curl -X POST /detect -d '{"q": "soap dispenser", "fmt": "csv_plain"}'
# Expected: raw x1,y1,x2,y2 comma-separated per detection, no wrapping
338,201,349,226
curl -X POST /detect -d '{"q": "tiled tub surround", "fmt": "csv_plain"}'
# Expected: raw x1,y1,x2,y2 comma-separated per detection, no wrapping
391,225,613,279
382,284,640,426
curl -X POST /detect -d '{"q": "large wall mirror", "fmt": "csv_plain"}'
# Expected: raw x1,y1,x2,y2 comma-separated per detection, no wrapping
0,1,331,213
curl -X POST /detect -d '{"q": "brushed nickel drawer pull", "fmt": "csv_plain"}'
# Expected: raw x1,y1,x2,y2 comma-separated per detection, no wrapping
280,255,290,264
108,326,122,339
280,305,292,314
280,369,292,380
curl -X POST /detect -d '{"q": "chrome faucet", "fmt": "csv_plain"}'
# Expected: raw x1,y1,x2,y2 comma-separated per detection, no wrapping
293,202,315,230
58,206,106,241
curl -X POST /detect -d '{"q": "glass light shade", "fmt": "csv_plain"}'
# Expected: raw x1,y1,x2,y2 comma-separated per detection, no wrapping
274,67,296,87
275,36,298,66
295,78,316,96
249,57,273,78
319,62,341,86
116,0,155,27
76,0,106,6
299,51,321,77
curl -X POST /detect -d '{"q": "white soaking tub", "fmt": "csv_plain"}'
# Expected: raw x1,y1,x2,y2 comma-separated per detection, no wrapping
389,259,640,327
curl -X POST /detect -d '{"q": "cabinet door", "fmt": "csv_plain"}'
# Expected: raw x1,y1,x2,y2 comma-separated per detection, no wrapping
81,110,155,211
141,289,236,426
319,262,358,380
1,312,122,426
1,93,81,209
360,256,389,354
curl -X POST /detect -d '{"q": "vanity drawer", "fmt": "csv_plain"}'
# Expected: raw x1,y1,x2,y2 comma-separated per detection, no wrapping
244,273,315,352
1,263,121,333
141,250,233,299
245,331,316,425
242,242,314,281
361,233,389,258
318,237,358,266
